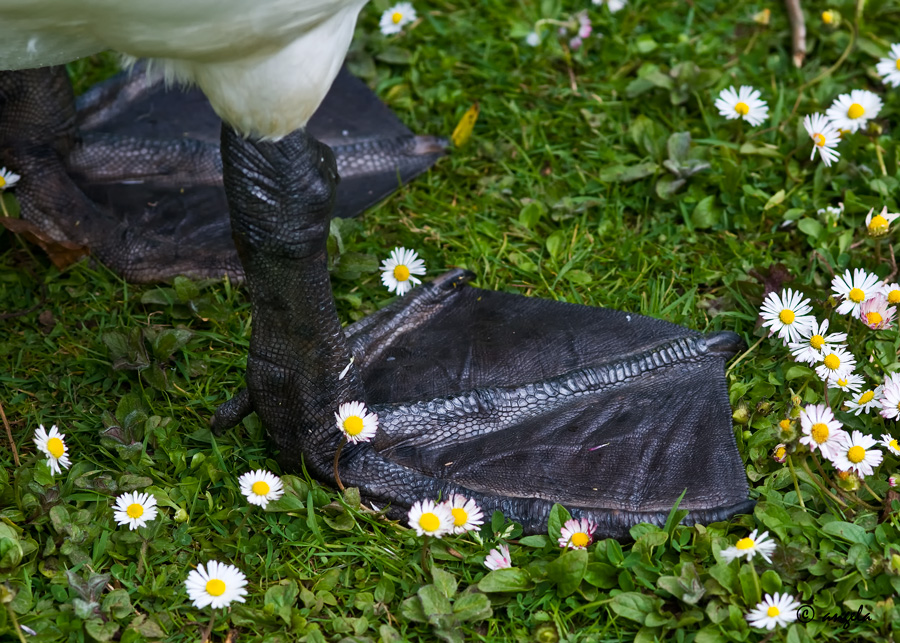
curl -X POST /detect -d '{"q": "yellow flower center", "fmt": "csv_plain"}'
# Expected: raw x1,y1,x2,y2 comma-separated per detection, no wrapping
836,378,848,387
889,289,900,305
848,287,865,303
847,446,865,464
767,605,781,617
126,503,144,518
451,507,468,527
779,419,791,431
809,334,825,349
869,214,889,233
813,132,826,147
0,176,6,188
823,354,840,370
252,481,270,496
822,11,834,24
847,103,865,119
206,579,226,596
779,309,795,324
811,422,830,443
858,390,875,404
734,102,750,116
392,11,403,24
736,536,755,550
866,311,883,326
46,437,65,459
896,58,900,70
419,512,440,532
774,446,786,460
343,415,364,436
890,439,899,451
393,265,410,281
570,532,590,548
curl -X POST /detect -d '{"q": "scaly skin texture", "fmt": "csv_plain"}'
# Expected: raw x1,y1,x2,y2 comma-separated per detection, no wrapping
216,126,754,537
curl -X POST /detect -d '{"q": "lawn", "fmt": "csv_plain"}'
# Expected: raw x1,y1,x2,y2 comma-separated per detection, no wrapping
1,0,899,641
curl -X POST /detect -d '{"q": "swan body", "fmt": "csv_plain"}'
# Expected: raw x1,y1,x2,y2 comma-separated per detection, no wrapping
0,0,369,138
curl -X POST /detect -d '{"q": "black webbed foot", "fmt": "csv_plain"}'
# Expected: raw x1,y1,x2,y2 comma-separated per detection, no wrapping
0,64,446,282
214,126,753,538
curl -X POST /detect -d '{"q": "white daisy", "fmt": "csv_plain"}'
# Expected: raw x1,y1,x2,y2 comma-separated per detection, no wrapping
880,375,900,420
525,32,540,47
759,289,815,345
859,294,895,330
830,431,883,477
113,492,159,530
380,247,426,296
825,90,883,133
720,529,777,564
803,113,841,167
484,544,512,570
865,206,900,238
799,404,849,460
0,167,21,191
334,401,378,444
593,0,627,12
443,494,484,535
890,475,900,487
845,386,882,415
876,43,900,88
817,202,844,220
238,470,284,508
32,424,72,475
814,345,856,383
407,499,454,538
787,318,846,364
558,517,597,549
831,268,881,316
881,433,900,456
882,282,900,306
184,561,248,609
746,593,800,630
380,3,416,36
828,373,863,394
714,86,769,126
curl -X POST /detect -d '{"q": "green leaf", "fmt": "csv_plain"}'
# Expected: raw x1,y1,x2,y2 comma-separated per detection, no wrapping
657,563,705,604
655,175,686,200
763,189,786,211
547,548,587,597
691,196,719,229
760,569,782,594
517,535,549,548
545,230,566,259
518,201,546,228
547,504,571,541
784,365,814,380
85,618,119,642
376,47,412,65
265,580,299,625
453,591,492,622
430,568,458,599
738,563,761,606
610,592,656,624
796,218,823,240
172,276,200,302
564,270,592,285
477,568,534,592
0,524,23,568
598,162,659,183
150,329,192,361
667,132,692,164
400,596,427,623
417,584,452,619
821,521,872,545
583,562,618,589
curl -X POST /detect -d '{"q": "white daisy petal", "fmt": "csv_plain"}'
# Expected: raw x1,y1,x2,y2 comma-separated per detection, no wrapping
814,345,856,383
880,374,900,420
799,403,849,460
32,424,72,476
185,561,248,609
443,494,485,534
825,89,882,133
113,491,159,530
759,288,815,345
558,518,597,549
484,544,512,570
719,529,777,564
829,430,883,478
880,433,900,456
0,166,21,191
380,3,416,36
746,593,800,630
787,317,846,364
380,247,426,296
715,85,769,126
865,206,900,238
334,401,378,444
845,385,882,416
407,499,454,537
802,113,841,167
238,469,284,508
876,43,900,88
831,268,882,316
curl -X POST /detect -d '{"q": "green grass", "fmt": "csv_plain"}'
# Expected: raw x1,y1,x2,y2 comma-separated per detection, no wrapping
3,0,900,641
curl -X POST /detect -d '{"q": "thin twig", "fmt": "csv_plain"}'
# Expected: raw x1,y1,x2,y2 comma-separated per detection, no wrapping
333,436,347,492
726,335,765,376
786,455,806,509
784,0,806,68
201,610,218,643
0,400,19,467
799,457,849,508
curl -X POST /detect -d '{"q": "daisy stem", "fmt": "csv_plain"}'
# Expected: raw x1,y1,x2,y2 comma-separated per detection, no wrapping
862,481,883,504
4,601,29,643
726,335,765,376
875,140,887,176
747,562,761,605
137,539,148,577
421,535,430,576
799,457,848,508
201,609,218,643
810,453,879,510
786,455,806,509
333,436,347,492
0,195,9,219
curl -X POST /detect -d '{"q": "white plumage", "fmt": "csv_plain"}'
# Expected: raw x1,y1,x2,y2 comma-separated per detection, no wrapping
0,0,369,139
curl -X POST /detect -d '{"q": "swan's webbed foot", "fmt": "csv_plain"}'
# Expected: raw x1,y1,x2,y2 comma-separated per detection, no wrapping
214,126,753,538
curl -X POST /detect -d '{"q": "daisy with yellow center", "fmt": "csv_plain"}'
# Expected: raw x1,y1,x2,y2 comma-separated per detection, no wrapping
720,528,777,564
558,517,597,550
772,444,788,463
802,113,841,167
184,561,248,609
876,43,900,88
714,86,769,126
484,543,512,570
845,385,881,416
799,403,849,460
882,281,900,305
407,499,454,537
443,494,485,535
746,593,800,630
238,469,284,508
881,434,900,456
759,288,814,345
380,246,426,296
787,318,846,364
880,374,900,420
334,401,378,444
859,294,895,330
0,166,21,191
825,90,882,133
828,372,863,394
831,268,881,316
814,345,856,383
865,206,899,238
113,491,159,530
32,424,72,475
830,430,883,477
380,2,416,36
